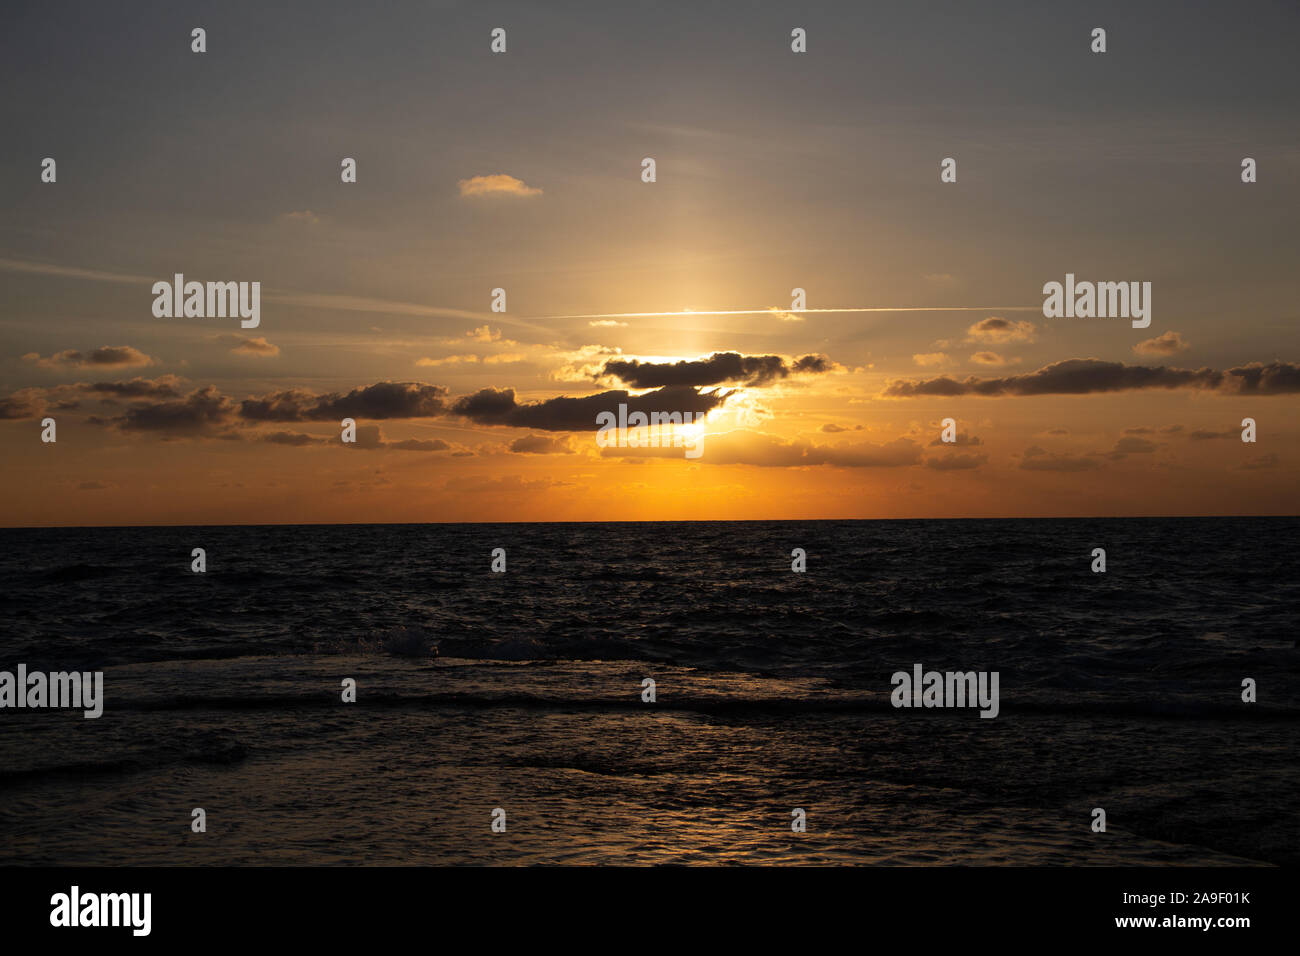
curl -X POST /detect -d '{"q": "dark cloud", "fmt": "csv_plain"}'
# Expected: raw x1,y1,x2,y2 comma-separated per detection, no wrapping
79,375,182,398
885,359,1300,398
339,424,452,451
600,352,831,388
240,382,449,421
508,434,574,454
451,384,731,432
24,346,154,369
965,317,1036,344
884,359,1223,397
347,424,386,449
117,386,235,434
213,334,280,357
791,354,833,374
1222,362,1300,395
72,378,731,441
0,389,43,419
928,433,982,447
1108,436,1159,460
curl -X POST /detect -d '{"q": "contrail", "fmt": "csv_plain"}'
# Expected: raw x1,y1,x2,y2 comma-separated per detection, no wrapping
0,256,553,335
543,306,1042,319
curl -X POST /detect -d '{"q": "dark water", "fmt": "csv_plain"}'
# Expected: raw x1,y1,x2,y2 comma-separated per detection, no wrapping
1,518,1296,865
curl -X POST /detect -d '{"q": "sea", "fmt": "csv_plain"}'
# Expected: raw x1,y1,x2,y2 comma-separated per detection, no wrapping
1,517,1296,865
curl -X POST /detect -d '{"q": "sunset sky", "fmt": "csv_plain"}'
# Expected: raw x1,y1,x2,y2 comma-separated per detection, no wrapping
2,0,1297,525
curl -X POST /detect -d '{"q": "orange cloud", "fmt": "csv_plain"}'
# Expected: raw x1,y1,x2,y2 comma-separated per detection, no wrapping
912,352,951,367
1133,331,1189,356
458,174,542,198
965,316,1037,344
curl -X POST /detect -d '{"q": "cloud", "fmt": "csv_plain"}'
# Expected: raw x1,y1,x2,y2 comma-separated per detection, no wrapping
79,375,183,398
922,273,958,286
388,438,451,452
927,433,982,447
884,358,1229,397
791,355,833,374
1239,453,1280,470
1126,424,1183,435
1019,446,1102,471
65,377,735,443
0,390,43,418
925,452,987,470
766,308,805,323
1133,331,1189,356
912,352,951,367
281,210,321,225
24,346,154,369
417,355,480,366
240,382,450,421
1108,436,1159,459
260,430,325,446
1188,427,1238,440
1114,436,1158,453
965,317,1037,344
451,384,731,432
116,386,236,435
0,376,183,418
1222,361,1300,394
969,351,1019,366
508,434,574,454
458,174,542,198
600,351,833,388
343,425,452,452
214,334,280,357
442,474,564,494
466,325,507,343
600,430,922,468
347,424,386,449
589,320,628,328
820,423,863,433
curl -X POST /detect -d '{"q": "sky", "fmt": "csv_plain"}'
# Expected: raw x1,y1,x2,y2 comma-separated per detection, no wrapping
1,0,1297,525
